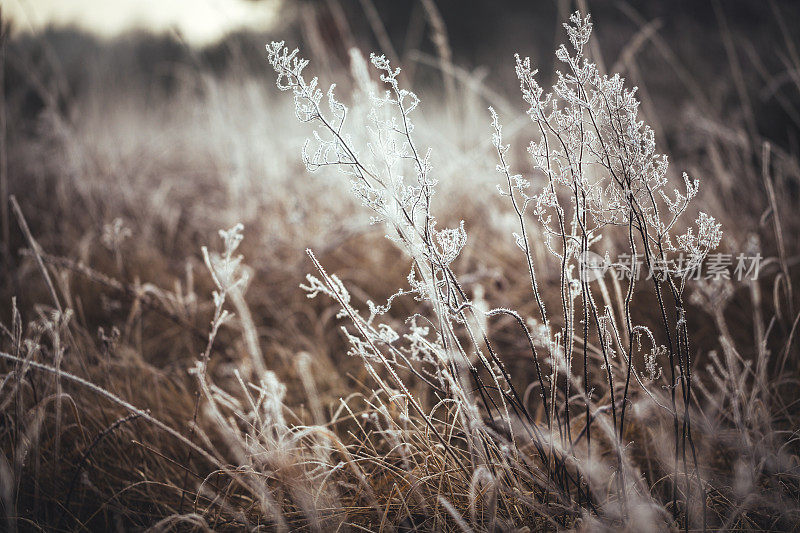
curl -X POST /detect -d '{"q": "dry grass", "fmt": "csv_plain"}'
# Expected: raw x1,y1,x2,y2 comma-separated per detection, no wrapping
1,3,799,532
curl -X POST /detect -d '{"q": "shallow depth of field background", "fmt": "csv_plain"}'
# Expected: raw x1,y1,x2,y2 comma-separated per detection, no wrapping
1,0,799,530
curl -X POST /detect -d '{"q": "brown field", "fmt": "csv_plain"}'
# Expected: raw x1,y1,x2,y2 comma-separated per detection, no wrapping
1,2,799,530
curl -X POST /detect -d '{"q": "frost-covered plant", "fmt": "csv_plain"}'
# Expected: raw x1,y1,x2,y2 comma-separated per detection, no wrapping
268,11,721,529
268,39,546,506
491,11,721,525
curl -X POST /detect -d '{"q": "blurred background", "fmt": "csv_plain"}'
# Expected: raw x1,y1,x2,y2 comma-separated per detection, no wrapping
5,0,800,141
